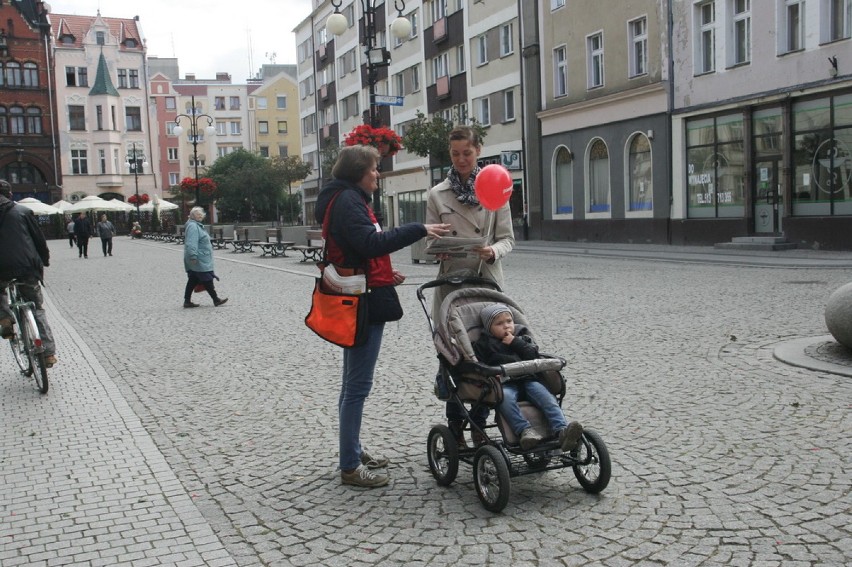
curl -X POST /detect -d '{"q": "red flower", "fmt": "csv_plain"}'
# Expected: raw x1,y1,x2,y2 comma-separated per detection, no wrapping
128,193,150,205
180,177,217,196
344,124,402,157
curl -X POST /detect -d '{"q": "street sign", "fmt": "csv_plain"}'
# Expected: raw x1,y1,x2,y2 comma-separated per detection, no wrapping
373,95,404,106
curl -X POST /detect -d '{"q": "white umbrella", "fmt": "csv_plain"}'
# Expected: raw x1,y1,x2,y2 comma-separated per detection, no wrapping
99,199,135,212
16,197,61,215
68,195,133,213
52,199,74,212
139,195,179,212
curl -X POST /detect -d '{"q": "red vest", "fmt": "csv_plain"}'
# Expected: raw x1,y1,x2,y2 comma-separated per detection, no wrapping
325,196,394,287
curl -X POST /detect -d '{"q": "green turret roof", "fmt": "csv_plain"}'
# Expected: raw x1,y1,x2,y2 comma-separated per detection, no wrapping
89,52,119,96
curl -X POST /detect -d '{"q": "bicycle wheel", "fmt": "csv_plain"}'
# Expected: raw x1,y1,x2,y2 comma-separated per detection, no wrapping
8,314,30,374
21,306,47,393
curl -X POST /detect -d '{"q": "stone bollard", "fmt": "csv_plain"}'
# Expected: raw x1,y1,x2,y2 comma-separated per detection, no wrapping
824,282,852,349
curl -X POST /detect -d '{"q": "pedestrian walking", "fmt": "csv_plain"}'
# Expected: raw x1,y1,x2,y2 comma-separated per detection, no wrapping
66,218,76,248
182,207,227,308
73,212,92,259
426,125,515,447
97,214,115,257
315,144,450,488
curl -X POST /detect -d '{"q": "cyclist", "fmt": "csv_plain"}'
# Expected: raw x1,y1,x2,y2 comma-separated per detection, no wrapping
0,179,57,367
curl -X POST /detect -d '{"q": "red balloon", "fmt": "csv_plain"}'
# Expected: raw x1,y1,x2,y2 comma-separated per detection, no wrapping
474,164,513,211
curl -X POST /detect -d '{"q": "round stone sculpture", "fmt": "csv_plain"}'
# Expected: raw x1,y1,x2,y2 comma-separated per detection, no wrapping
824,282,852,349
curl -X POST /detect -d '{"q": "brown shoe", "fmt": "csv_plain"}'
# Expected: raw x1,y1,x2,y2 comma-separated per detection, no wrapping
44,354,57,368
214,298,229,307
183,302,200,308
0,317,13,340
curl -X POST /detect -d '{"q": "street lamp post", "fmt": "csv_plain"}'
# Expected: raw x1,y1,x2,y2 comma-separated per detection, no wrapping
125,142,148,221
327,1,411,225
172,95,216,204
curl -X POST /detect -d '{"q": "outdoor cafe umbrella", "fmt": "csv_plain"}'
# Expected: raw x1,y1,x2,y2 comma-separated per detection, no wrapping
16,197,61,216
68,195,133,213
139,195,179,212
51,199,74,212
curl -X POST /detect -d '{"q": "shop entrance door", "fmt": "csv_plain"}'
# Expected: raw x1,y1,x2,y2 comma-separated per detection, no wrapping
754,159,781,234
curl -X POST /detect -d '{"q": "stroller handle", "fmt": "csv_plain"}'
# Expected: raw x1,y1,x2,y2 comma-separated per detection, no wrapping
415,275,503,302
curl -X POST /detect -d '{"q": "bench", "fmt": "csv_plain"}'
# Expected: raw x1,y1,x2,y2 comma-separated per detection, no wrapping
210,237,229,250
291,229,323,263
230,239,261,253
256,241,295,257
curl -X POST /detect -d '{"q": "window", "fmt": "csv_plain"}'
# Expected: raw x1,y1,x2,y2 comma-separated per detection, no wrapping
279,145,289,157
96,31,105,45
71,149,88,174
628,134,653,211
697,1,716,73
302,115,316,136
129,69,140,88
65,66,77,86
410,10,419,36
411,65,421,91
686,113,746,218
731,0,751,65
554,46,568,97
26,107,42,134
500,24,513,56
256,97,267,110
215,97,226,110
23,63,38,87
827,0,852,41
167,122,178,135
629,17,648,77
278,121,288,133
169,172,179,185
5,62,21,86
342,93,359,118
503,89,515,122
477,97,490,125
552,0,566,8
162,147,178,162
0,107,6,134
783,0,805,52
69,105,85,130
165,96,176,110
587,32,604,88
9,106,24,134
277,95,287,109
477,35,488,65
230,121,241,135
230,96,241,110
432,52,450,82
259,121,269,134
260,146,269,158
554,147,573,215
456,45,466,73
432,0,447,21
96,105,103,130
216,122,227,135
395,73,405,96
125,107,142,131
587,139,611,213
117,69,128,88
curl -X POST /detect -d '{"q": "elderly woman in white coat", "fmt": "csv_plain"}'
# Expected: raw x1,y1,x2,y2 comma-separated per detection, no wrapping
425,125,515,447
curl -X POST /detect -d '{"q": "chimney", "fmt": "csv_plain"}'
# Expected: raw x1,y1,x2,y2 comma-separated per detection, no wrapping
185,73,195,81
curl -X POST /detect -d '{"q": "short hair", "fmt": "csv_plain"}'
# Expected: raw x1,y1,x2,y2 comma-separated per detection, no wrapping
332,145,380,184
189,206,206,220
448,125,481,148
0,179,11,198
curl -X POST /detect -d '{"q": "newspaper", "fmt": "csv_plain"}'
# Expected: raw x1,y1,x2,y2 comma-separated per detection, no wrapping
425,236,488,259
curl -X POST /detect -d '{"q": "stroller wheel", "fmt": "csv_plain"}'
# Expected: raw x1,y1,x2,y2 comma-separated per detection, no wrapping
523,451,551,471
571,429,611,494
427,425,459,486
473,445,511,513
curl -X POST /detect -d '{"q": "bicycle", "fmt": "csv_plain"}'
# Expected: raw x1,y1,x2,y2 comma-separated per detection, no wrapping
4,279,48,393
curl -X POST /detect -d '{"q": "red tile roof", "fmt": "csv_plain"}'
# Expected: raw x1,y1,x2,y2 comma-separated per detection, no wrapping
50,13,144,51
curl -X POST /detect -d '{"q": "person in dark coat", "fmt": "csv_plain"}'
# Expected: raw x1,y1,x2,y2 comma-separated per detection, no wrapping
473,303,582,452
315,144,450,488
0,180,57,366
73,212,92,258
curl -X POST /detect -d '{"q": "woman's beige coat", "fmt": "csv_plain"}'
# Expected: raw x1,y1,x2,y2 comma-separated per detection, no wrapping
426,178,515,317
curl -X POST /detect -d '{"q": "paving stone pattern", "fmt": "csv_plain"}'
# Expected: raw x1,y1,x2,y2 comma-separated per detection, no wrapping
1,239,850,566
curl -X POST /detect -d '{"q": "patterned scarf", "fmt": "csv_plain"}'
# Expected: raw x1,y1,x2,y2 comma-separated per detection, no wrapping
447,165,481,207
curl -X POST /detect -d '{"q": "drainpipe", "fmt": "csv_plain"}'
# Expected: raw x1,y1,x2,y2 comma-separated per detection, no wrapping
666,0,674,245
44,31,59,194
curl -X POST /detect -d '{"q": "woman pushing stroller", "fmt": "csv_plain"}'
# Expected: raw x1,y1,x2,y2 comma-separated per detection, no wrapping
474,303,583,453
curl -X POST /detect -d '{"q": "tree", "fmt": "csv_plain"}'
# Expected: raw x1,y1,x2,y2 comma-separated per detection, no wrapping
401,110,487,167
271,155,313,225
206,149,281,222
319,139,340,182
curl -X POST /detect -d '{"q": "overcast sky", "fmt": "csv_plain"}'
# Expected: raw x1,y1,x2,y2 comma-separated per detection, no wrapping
47,0,313,82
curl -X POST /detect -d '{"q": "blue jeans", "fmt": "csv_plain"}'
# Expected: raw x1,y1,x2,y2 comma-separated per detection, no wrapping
0,277,55,356
339,323,385,471
498,379,567,436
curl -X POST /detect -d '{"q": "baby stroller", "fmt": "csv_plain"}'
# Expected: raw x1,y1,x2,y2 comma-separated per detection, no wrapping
417,276,611,512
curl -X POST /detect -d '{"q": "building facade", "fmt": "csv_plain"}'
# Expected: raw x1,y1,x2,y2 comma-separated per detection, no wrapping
50,12,155,204
0,0,60,202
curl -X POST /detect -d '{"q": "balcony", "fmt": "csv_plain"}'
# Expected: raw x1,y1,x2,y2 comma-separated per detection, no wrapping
436,75,450,99
433,17,447,43
320,84,328,100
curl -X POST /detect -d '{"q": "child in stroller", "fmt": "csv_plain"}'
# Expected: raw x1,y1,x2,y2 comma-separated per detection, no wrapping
474,303,584,453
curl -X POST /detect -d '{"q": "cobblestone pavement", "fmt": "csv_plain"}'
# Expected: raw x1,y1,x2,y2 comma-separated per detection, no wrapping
2,238,850,566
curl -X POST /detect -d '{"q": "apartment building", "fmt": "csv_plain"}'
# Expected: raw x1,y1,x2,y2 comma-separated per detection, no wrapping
247,64,301,160
294,0,525,231
50,11,155,203
670,0,852,249
0,0,60,202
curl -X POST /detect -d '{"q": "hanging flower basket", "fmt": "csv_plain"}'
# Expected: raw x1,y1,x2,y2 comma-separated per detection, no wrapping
128,193,150,205
179,177,218,199
344,124,403,158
